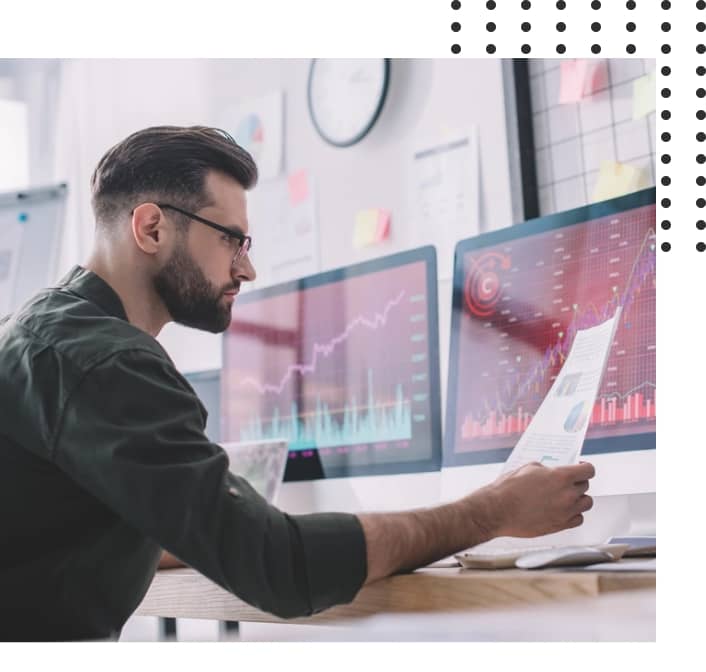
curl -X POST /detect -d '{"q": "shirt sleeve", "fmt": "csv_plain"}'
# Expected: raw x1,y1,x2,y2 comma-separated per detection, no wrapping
51,349,368,618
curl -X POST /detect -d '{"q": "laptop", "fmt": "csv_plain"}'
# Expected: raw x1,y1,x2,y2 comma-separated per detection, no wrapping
220,439,289,505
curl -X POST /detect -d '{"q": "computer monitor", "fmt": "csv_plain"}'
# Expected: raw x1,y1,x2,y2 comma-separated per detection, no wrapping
442,189,656,540
221,246,443,514
183,369,221,442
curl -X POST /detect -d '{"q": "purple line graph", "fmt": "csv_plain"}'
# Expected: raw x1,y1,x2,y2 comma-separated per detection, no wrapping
239,289,407,396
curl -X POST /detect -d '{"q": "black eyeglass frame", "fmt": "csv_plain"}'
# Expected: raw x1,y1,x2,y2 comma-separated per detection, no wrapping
156,202,252,261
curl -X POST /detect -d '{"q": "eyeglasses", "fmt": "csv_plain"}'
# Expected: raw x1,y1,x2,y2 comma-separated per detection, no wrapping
156,203,252,264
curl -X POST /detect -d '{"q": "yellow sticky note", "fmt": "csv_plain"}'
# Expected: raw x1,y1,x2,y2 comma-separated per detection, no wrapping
354,209,391,248
591,160,643,203
632,71,656,120
354,210,378,248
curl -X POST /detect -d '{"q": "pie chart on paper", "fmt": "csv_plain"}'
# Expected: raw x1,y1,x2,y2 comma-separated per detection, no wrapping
234,114,265,163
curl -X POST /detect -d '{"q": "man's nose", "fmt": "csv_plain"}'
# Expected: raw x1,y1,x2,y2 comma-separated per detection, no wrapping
233,254,256,282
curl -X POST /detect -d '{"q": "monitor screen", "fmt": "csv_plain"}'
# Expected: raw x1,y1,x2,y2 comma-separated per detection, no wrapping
183,369,221,443
222,246,442,481
445,188,656,467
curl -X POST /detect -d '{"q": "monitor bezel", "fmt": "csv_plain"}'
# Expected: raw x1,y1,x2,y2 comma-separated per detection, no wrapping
225,245,443,481
444,188,657,468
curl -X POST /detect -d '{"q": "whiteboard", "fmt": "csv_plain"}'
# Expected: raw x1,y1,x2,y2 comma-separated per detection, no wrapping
528,59,656,216
0,184,67,316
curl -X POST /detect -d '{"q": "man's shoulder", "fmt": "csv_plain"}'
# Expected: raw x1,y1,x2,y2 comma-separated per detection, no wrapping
3,285,170,373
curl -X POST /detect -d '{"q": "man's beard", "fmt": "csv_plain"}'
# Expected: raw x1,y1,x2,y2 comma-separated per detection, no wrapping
153,242,236,333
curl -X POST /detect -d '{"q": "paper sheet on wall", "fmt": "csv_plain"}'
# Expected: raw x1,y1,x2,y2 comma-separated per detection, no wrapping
502,309,622,474
408,128,479,280
246,170,320,287
0,220,24,316
219,91,284,181
0,100,30,192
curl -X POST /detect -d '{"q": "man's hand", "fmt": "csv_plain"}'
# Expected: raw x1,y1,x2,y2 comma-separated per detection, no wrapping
474,461,595,539
357,461,595,585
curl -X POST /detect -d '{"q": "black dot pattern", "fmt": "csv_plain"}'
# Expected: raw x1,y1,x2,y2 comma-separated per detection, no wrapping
442,0,686,254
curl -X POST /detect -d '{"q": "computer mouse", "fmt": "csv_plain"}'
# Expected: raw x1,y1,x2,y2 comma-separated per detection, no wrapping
515,546,615,569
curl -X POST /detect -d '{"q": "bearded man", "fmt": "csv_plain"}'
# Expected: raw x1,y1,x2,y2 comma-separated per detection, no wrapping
0,126,595,641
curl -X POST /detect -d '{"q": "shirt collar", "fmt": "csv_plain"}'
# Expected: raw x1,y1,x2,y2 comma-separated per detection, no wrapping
58,265,129,322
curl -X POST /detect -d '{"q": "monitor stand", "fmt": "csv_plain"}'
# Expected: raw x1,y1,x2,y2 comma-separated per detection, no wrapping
276,471,442,515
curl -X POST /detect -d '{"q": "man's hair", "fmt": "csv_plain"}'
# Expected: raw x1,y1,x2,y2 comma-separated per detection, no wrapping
90,125,258,228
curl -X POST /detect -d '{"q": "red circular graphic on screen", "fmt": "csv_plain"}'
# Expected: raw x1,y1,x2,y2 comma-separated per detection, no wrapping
464,252,511,317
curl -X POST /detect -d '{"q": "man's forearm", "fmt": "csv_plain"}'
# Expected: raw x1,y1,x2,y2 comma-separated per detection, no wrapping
357,493,495,584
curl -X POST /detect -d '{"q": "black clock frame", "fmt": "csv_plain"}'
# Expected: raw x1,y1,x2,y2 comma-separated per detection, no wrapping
307,58,391,147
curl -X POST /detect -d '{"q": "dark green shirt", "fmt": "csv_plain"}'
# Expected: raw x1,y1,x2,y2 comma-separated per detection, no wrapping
0,266,367,641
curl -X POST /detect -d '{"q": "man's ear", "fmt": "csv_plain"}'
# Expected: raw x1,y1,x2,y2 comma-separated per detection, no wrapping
131,203,166,255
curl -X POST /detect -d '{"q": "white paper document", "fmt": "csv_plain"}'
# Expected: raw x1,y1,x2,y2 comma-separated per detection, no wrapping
408,129,480,280
502,309,622,474
246,172,320,287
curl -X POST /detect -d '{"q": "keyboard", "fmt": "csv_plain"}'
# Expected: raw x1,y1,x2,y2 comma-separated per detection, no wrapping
454,543,629,569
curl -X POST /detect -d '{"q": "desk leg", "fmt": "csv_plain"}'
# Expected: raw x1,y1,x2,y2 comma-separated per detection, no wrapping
220,621,240,640
159,617,177,641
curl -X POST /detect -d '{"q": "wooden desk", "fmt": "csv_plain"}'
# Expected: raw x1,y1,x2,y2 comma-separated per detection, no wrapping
136,561,655,628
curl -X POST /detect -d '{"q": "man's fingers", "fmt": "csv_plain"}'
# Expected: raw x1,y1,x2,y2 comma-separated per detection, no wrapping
573,494,593,514
558,461,595,483
574,480,590,495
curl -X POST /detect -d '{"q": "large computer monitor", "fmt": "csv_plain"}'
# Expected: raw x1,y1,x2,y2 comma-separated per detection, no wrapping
221,246,443,514
442,189,656,540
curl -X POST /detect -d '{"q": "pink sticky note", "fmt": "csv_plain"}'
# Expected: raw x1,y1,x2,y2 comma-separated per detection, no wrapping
288,169,309,205
374,209,391,242
559,59,589,104
583,60,607,97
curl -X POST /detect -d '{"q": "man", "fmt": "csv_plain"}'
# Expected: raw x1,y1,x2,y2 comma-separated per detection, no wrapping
0,126,594,641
